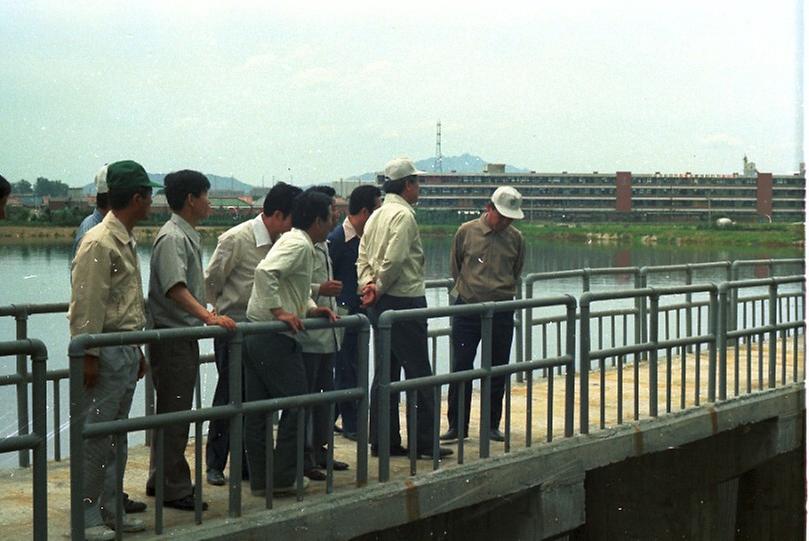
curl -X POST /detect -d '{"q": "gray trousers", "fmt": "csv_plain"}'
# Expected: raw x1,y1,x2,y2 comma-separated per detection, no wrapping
302,352,335,467
146,338,199,501
82,346,140,527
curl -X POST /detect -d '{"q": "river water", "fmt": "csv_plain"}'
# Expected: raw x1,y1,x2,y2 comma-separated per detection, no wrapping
0,237,802,466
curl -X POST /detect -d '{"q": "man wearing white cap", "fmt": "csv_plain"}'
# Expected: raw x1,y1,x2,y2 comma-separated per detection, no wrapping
71,165,112,264
358,157,453,460
441,186,525,443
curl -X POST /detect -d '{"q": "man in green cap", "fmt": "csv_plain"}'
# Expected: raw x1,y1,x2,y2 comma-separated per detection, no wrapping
69,160,161,540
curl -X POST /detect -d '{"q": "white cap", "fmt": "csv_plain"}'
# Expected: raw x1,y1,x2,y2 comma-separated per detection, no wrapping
94,165,109,195
491,186,524,220
383,157,425,181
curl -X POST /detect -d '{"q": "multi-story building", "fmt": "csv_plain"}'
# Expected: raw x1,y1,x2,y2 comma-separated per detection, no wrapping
379,164,805,222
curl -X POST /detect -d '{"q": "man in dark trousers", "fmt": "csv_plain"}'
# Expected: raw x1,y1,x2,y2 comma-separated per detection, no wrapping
328,184,381,440
441,186,525,442
358,157,452,460
203,182,301,486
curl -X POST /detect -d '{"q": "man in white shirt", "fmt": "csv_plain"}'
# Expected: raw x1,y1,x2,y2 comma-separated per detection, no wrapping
244,190,338,495
203,182,302,486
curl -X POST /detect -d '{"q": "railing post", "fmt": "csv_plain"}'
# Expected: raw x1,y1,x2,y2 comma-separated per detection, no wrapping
356,316,370,487
685,265,694,352
68,339,87,539
479,306,493,459
649,292,659,417
717,285,728,401
515,276,524,372
768,281,778,388
521,280,533,384
31,344,48,541
637,270,646,357
730,261,740,332
378,317,392,482
15,310,31,468
579,296,591,434
228,330,243,518
564,298,576,437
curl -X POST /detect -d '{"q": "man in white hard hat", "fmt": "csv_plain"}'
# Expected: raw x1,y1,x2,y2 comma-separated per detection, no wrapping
441,186,526,443
71,165,112,264
357,157,453,460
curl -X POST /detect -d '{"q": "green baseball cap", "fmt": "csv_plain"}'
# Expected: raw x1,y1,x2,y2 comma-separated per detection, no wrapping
106,160,163,191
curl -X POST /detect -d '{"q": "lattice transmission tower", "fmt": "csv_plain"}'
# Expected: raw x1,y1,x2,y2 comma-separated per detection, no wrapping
434,120,443,173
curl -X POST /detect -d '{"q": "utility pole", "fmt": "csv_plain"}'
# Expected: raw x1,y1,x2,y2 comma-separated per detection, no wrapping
434,120,443,173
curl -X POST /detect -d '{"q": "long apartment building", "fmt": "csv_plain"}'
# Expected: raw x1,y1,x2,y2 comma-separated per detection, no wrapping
381,164,805,222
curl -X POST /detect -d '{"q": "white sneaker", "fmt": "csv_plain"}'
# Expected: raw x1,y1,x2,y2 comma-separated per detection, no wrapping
105,516,146,533
84,525,116,541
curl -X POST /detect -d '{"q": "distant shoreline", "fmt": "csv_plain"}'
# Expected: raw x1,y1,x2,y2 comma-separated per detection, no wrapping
0,222,803,248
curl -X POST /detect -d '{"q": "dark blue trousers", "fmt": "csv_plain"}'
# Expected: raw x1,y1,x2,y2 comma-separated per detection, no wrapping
446,300,515,433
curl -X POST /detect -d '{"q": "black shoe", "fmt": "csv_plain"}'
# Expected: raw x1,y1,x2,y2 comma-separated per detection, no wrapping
318,459,349,471
489,428,506,442
164,494,209,511
342,431,358,442
206,469,226,486
439,428,468,442
371,444,409,457
416,446,454,460
122,492,147,514
304,468,327,481
145,486,154,497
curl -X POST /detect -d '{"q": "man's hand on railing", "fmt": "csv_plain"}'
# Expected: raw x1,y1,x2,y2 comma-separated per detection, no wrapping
83,354,100,388
272,308,304,333
205,310,237,331
308,306,339,322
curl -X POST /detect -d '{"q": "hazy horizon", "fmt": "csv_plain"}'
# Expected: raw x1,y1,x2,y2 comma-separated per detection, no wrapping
1,0,804,188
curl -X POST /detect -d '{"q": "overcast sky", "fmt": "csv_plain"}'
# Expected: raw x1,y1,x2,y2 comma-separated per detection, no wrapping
0,0,804,187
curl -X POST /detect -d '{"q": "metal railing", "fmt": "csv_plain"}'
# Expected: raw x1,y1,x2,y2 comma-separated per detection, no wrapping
0,338,49,541
67,315,370,539
0,303,68,467
717,276,806,399
579,284,719,433
375,295,577,482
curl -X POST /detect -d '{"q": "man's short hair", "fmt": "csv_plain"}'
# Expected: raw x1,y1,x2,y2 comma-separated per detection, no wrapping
382,176,417,196
163,170,210,212
306,185,336,198
109,185,152,210
291,191,332,230
263,181,302,217
349,184,381,215
96,192,110,210
0,174,10,198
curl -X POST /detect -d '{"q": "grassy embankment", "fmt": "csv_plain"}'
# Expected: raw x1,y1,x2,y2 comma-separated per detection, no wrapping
0,222,804,247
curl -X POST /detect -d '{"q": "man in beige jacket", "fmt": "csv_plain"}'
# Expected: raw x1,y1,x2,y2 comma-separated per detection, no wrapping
357,157,452,460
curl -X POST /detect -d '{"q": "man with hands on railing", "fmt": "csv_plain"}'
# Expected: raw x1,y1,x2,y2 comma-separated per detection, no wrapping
69,160,162,540
202,181,302,487
357,157,453,460
145,170,236,513
244,190,338,496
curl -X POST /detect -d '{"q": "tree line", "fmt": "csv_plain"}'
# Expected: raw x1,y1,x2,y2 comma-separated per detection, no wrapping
11,177,71,197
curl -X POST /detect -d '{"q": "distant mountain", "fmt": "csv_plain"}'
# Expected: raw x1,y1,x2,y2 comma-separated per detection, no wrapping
82,172,256,195
348,153,530,181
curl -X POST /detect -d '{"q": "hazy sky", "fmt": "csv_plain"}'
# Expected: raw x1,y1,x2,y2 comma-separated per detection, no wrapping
0,0,804,187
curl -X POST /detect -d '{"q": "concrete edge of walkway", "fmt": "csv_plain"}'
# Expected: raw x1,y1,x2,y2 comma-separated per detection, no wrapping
147,383,805,541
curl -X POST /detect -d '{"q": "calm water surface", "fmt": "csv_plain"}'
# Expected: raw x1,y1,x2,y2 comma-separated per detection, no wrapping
0,237,802,465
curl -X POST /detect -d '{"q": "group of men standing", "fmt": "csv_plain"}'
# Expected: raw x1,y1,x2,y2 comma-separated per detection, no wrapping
66,157,525,540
